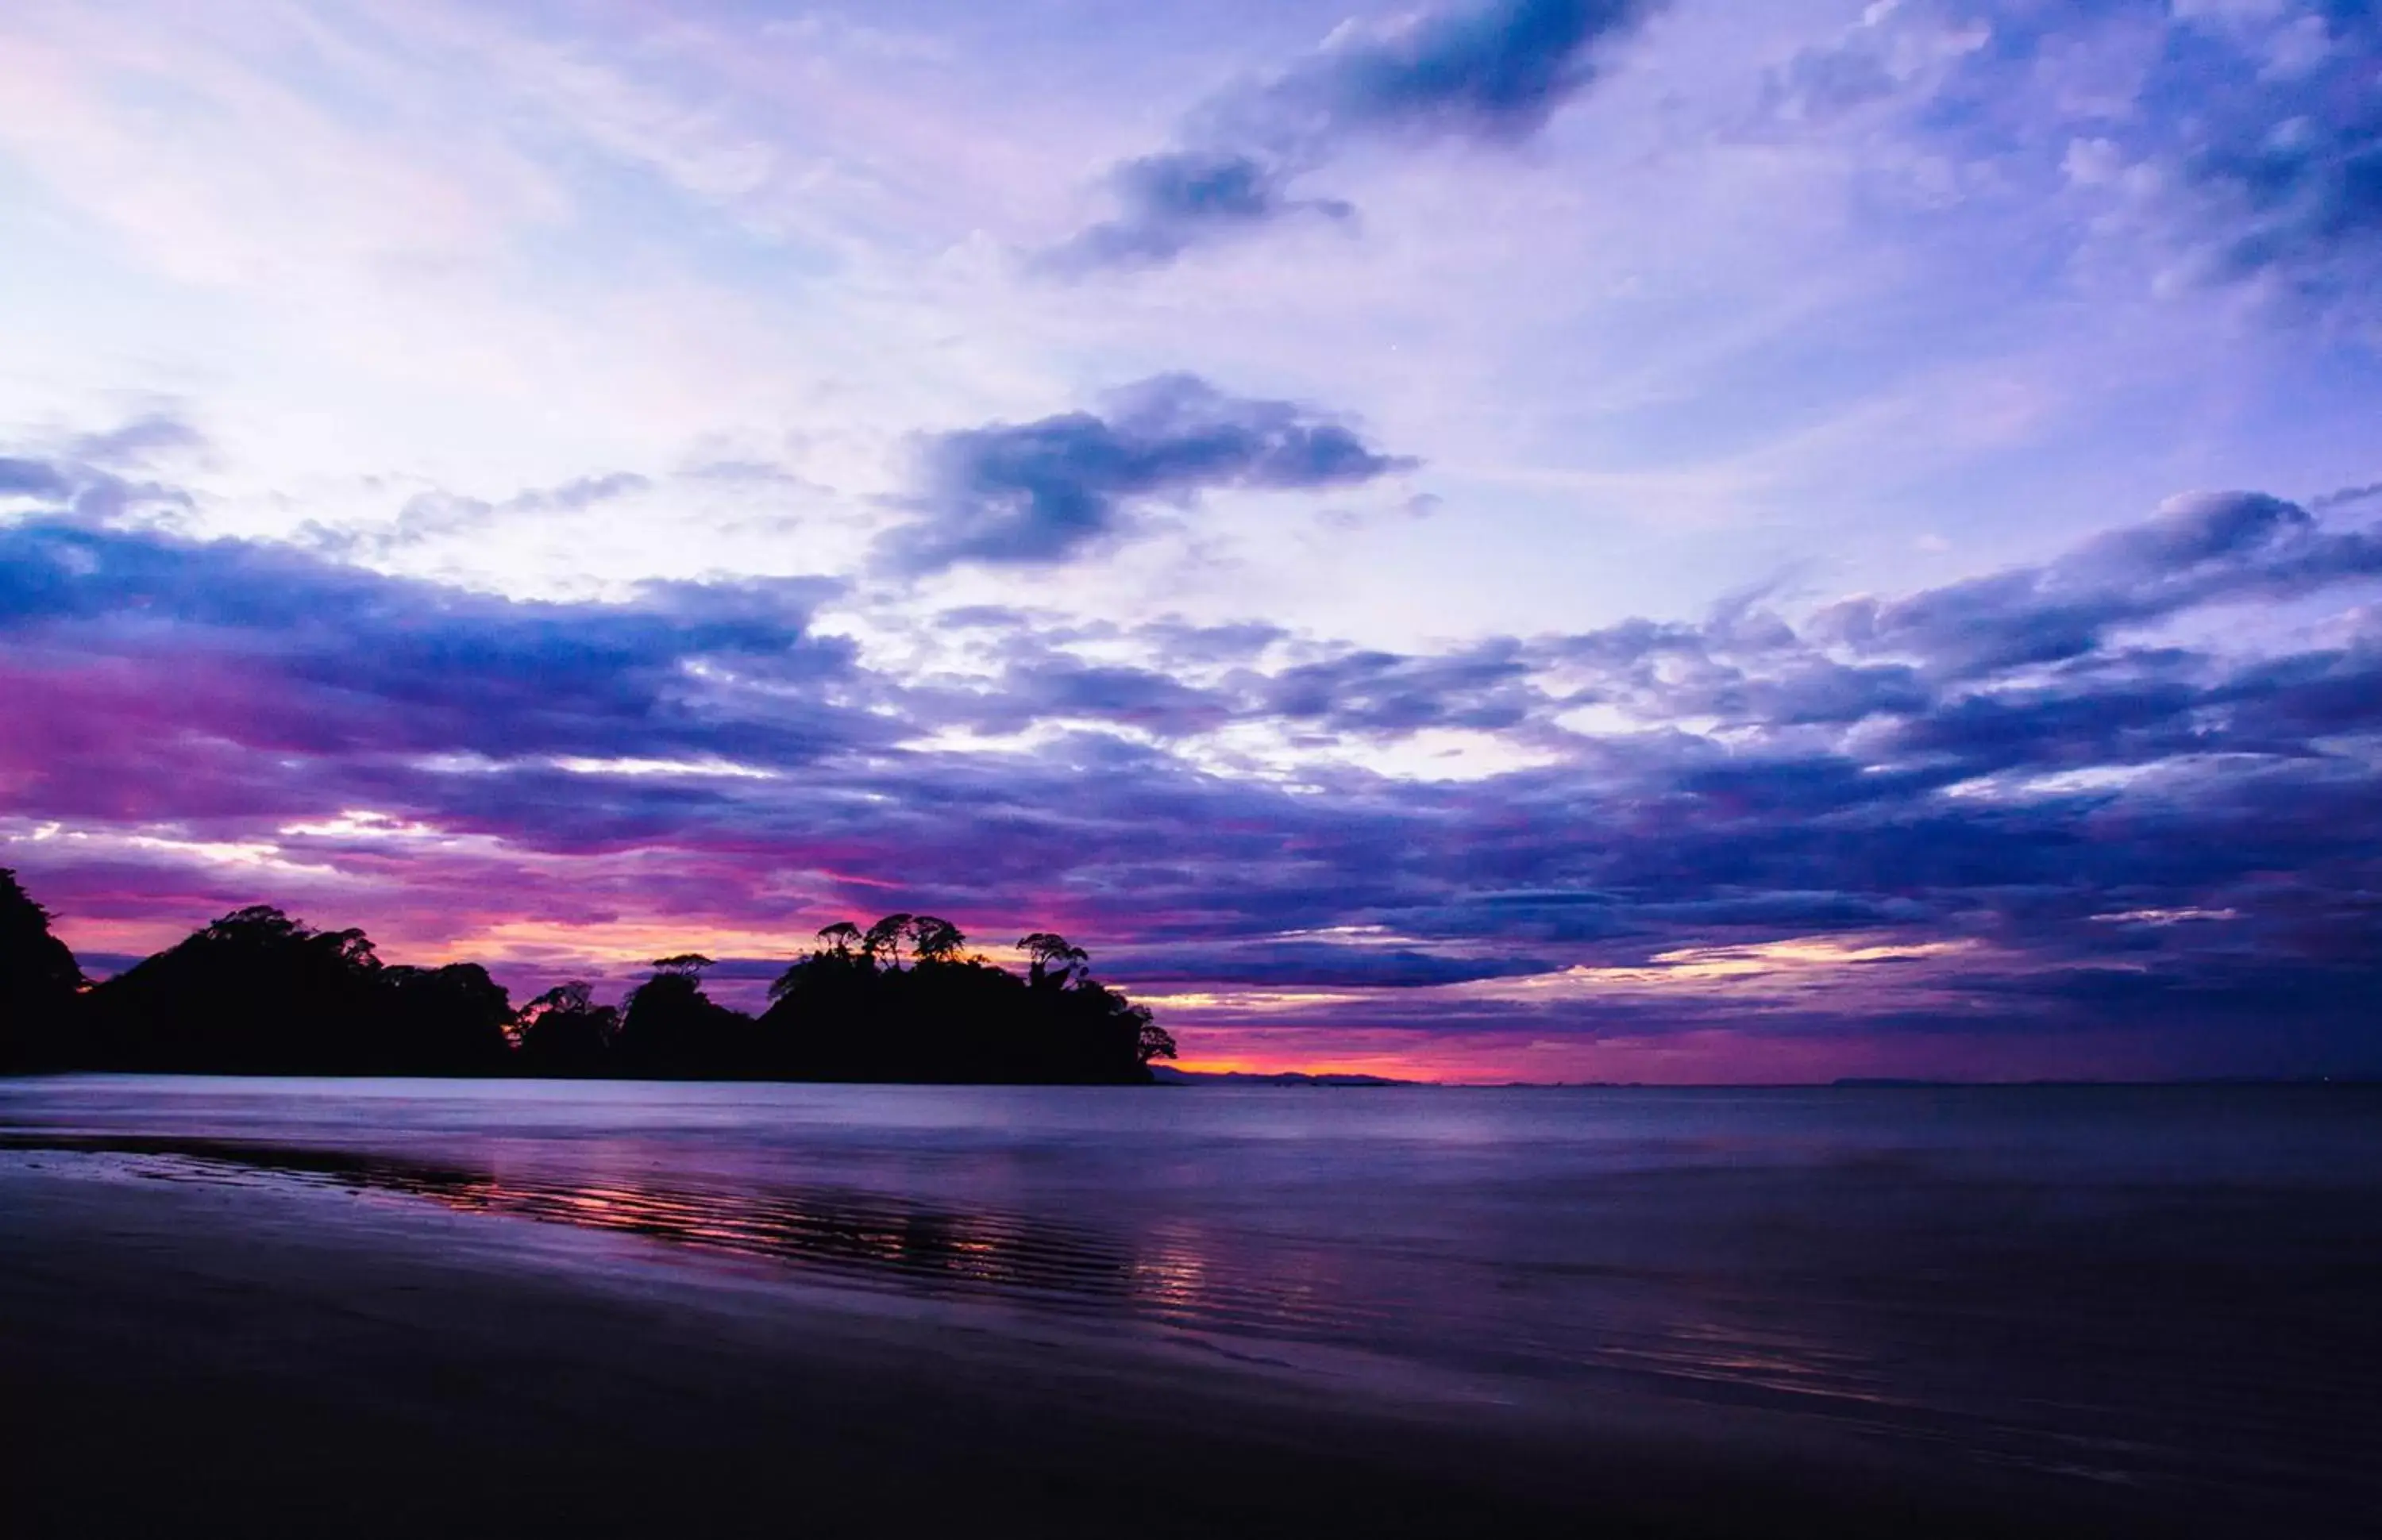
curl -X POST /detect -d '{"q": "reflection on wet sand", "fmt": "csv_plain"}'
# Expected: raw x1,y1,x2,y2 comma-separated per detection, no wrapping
4,1131,1429,1360
0,1130,1929,1434
6,1097,2375,1523
0,1133,1904,1401
2,1133,1829,1392
2,1132,1176,1307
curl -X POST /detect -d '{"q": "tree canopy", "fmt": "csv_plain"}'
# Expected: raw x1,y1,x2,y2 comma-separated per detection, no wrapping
77,904,513,1075
2,876,1173,1084
0,868,85,1070
754,914,1172,1084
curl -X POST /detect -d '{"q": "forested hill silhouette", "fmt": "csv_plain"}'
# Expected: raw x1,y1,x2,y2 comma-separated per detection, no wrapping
0,869,85,1071
0,872,1175,1084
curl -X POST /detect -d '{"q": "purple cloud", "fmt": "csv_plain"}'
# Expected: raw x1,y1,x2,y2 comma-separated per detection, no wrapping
4,479,2380,1076
885,375,1413,572
1045,0,1659,272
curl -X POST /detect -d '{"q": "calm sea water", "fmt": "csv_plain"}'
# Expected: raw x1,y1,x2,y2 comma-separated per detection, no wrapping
4,1077,2378,1519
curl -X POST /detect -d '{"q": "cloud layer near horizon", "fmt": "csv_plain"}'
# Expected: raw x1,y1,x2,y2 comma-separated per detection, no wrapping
6,460,2378,1079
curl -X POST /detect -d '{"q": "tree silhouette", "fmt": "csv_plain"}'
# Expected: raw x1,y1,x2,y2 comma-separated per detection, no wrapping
861,914,914,970
380,962,515,1073
906,915,966,964
0,868,84,1070
757,918,1166,1084
83,904,514,1074
515,981,619,1076
1018,933,1089,990
8,872,1176,1084
615,956,750,1077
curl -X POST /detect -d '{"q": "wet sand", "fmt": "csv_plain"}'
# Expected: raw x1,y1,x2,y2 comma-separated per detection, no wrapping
0,1151,2262,1540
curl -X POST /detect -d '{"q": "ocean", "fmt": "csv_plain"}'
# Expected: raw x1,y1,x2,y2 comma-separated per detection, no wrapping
3,1076,2376,1529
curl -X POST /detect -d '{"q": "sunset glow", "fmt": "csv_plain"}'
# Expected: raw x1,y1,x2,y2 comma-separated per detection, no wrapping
3,0,2379,1081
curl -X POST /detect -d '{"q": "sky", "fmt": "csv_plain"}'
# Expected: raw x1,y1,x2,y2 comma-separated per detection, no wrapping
2,0,2378,1082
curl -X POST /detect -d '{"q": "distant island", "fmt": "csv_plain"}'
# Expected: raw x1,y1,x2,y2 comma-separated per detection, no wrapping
0,869,1174,1084
1148,1067,1413,1087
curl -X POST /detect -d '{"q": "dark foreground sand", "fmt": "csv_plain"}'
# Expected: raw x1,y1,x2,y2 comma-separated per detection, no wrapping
0,1153,2284,1539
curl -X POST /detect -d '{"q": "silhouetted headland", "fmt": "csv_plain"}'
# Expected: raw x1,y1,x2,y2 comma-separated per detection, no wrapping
0,869,1174,1083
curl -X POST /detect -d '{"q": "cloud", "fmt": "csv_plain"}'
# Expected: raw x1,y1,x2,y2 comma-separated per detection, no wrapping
0,451,191,524
1261,641,1536,733
1730,2,2382,329
2311,480,2382,512
2168,6,2382,304
318,469,658,555
1047,152,1353,273
1043,0,1657,271
0,518,863,779
1756,37,1899,127
6,482,2382,1076
1817,491,2382,676
1747,0,1991,133
0,458,75,499
882,374,1413,572
67,414,208,471
1105,939,1559,988
1826,1,2382,323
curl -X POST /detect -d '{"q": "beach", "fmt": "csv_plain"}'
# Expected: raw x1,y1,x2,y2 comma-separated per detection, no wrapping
3,1079,2376,1538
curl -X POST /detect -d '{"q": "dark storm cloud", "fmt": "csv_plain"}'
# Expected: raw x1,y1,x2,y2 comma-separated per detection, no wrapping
6,484,2382,1072
883,374,1412,572
1045,0,1658,271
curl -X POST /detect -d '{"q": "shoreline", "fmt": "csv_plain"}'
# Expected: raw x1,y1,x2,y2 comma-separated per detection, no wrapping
0,1149,2267,1539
